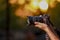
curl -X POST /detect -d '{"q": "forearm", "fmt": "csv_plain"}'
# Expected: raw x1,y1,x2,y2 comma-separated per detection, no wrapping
45,27,59,40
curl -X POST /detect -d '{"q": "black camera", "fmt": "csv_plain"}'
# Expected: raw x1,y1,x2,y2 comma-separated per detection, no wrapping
27,14,53,26
27,15,43,24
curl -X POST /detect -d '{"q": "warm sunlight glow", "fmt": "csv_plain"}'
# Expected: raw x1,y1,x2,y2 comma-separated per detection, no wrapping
30,0,39,9
39,0,48,12
9,0,58,18
57,0,60,2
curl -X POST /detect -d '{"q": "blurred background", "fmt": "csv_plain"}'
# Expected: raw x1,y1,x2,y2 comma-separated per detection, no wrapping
0,0,6,40
9,0,60,29
0,0,60,40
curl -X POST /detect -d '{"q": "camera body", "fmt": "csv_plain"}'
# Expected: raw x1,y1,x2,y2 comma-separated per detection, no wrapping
27,14,53,26
27,14,50,25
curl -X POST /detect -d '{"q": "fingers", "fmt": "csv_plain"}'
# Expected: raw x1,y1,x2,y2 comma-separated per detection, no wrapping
35,24,41,28
34,22,42,28
34,22,40,25
34,22,48,30
34,22,43,26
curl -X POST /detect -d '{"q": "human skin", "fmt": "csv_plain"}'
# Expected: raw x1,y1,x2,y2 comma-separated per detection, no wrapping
34,22,60,40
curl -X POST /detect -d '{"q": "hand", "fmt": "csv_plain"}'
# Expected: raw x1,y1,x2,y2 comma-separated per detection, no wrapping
34,22,49,31
34,22,60,40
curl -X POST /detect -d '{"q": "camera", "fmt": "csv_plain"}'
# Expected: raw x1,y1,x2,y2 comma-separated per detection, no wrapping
27,15,43,24
27,14,50,25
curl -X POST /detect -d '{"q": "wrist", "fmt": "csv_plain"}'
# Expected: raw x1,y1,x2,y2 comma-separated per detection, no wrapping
44,26,51,32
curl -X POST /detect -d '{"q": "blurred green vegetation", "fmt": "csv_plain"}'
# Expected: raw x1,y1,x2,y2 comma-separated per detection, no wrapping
0,0,60,30
9,5,27,30
0,0,6,29
50,2,60,29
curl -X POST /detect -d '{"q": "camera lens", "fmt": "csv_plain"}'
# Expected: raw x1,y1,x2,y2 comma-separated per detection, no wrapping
28,16,34,24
